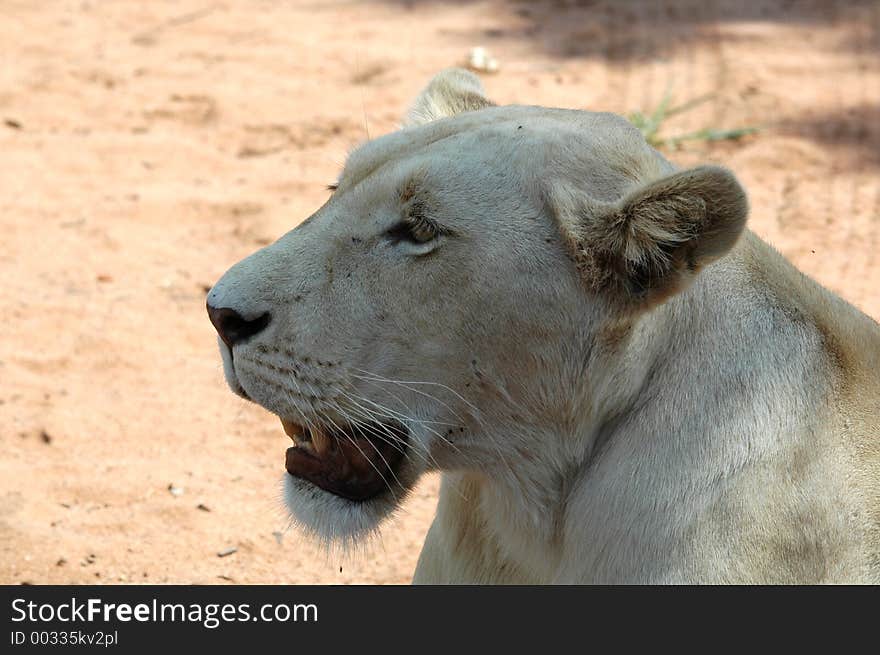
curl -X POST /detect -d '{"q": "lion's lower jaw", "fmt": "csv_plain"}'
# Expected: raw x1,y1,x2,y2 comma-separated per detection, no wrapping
281,474,405,546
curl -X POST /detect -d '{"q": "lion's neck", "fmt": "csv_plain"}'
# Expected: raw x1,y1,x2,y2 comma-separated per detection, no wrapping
450,233,824,581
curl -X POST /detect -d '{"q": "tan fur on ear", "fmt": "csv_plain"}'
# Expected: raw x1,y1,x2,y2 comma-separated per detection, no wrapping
567,166,748,308
404,68,495,126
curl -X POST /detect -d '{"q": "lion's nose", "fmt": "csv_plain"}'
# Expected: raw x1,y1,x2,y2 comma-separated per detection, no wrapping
206,303,271,348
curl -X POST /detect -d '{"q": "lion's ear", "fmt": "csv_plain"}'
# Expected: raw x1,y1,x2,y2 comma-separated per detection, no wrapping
562,166,748,308
404,68,494,126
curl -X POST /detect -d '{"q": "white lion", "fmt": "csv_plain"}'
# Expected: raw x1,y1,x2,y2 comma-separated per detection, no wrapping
207,69,880,583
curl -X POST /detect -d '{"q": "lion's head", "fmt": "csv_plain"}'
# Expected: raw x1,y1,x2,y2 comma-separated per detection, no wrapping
207,69,747,543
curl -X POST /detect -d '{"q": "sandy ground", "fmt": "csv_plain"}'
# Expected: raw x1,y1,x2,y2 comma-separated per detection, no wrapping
1,0,878,584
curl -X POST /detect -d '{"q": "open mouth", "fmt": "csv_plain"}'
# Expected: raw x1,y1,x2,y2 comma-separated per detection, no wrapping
281,418,409,503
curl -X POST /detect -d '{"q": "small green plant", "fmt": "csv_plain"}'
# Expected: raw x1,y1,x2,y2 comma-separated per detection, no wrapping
628,90,758,149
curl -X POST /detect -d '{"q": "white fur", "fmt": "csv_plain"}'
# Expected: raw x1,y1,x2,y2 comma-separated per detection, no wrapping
209,70,880,583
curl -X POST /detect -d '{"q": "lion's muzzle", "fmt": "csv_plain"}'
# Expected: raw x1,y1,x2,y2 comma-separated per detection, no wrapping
281,418,410,503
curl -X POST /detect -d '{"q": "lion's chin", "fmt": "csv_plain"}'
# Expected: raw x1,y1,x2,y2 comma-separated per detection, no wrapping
282,473,410,545
278,417,416,543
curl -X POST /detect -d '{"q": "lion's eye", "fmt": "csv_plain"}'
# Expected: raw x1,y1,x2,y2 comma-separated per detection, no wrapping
386,216,439,245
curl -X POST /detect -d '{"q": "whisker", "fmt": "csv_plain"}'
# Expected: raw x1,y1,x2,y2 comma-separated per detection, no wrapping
351,367,516,481
321,404,400,501
339,389,444,468
339,388,471,503
352,368,485,420
350,368,475,443
345,415,408,492
346,377,461,428
336,390,429,463
335,391,417,459
344,386,464,461
282,368,323,435
246,354,508,498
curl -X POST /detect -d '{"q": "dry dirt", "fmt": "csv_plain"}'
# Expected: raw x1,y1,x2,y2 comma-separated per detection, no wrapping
1,0,878,584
